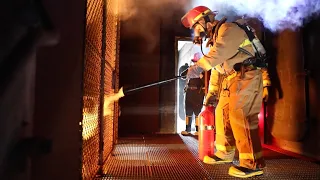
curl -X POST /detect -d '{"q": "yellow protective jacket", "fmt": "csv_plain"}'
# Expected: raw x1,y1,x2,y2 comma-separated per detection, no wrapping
198,19,271,100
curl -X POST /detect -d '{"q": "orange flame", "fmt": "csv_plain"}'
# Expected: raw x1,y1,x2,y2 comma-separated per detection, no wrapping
82,88,124,140
103,87,124,116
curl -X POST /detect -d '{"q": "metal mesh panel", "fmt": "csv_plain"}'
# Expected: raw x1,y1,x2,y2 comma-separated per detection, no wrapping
82,0,103,179
82,44,102,179
82,0,120,178
86,0,103,54
105,0,118,68
113,4,121,145
103,64,114,160
103,0,120,160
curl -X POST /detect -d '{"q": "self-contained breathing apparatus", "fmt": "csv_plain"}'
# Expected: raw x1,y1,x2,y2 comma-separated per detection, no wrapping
233,22,269,69
194,18,269,70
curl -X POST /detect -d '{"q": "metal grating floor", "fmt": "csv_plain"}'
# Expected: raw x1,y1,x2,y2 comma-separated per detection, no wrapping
97,135,320,180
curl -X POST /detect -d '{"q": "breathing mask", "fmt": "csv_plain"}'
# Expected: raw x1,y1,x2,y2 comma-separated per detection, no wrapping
192,19,207,45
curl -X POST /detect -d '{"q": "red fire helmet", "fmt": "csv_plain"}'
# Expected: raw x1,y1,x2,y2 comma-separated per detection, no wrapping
181,6,217,29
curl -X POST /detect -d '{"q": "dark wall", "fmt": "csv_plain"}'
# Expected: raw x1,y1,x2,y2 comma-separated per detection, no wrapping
266,30,307,141
0,2,38,178
32,0,85,179
263,17,320,160
159,5,191,133
0,51,36,180
303,17,320,159
118,3,160,136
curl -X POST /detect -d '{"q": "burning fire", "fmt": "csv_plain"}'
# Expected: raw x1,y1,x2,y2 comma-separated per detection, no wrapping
82,88,124,140
104,87,125,116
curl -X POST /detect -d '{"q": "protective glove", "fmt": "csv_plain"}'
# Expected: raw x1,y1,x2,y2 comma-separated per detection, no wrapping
193,36,203,45
180,68,188,79
263,87,269,102
180,65,204,79
203,92,218,107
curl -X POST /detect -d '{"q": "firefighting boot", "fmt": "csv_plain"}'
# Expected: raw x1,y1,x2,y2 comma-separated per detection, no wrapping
181,125,191,135
193,126,199,136
193,116,199,136
228,166,263,178
203,155,233,165
181,116,191,135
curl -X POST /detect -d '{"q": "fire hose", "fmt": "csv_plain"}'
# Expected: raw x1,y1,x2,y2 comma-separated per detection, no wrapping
123,75,183,95
104,75,185,116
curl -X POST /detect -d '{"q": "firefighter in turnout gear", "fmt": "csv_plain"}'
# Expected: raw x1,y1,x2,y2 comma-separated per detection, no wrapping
181,53,205,136
181,6,271,178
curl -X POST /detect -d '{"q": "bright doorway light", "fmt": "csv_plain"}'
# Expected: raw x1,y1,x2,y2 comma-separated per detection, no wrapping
176,39,209,133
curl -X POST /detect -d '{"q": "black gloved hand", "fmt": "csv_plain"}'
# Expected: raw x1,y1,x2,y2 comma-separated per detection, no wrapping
180,68,188,79
203,92,218,107
193,36,203,45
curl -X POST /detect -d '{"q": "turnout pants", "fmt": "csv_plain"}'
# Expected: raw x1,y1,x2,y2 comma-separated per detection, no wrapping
215,69,265,169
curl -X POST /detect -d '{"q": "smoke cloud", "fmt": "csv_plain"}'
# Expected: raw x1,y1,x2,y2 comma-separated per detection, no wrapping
118,0,188,52
117,0,319,52
189,0,320,32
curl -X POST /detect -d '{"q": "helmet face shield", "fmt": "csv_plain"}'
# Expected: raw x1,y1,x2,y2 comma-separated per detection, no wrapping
181,6,218,45
192,22,206,45
193,23,205,37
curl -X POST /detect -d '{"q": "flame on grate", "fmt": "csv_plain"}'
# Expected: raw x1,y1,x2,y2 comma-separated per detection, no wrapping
104,87,124,116
82,88,124,141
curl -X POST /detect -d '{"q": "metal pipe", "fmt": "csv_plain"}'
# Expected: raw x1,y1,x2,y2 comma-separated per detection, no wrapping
123,76,182,95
